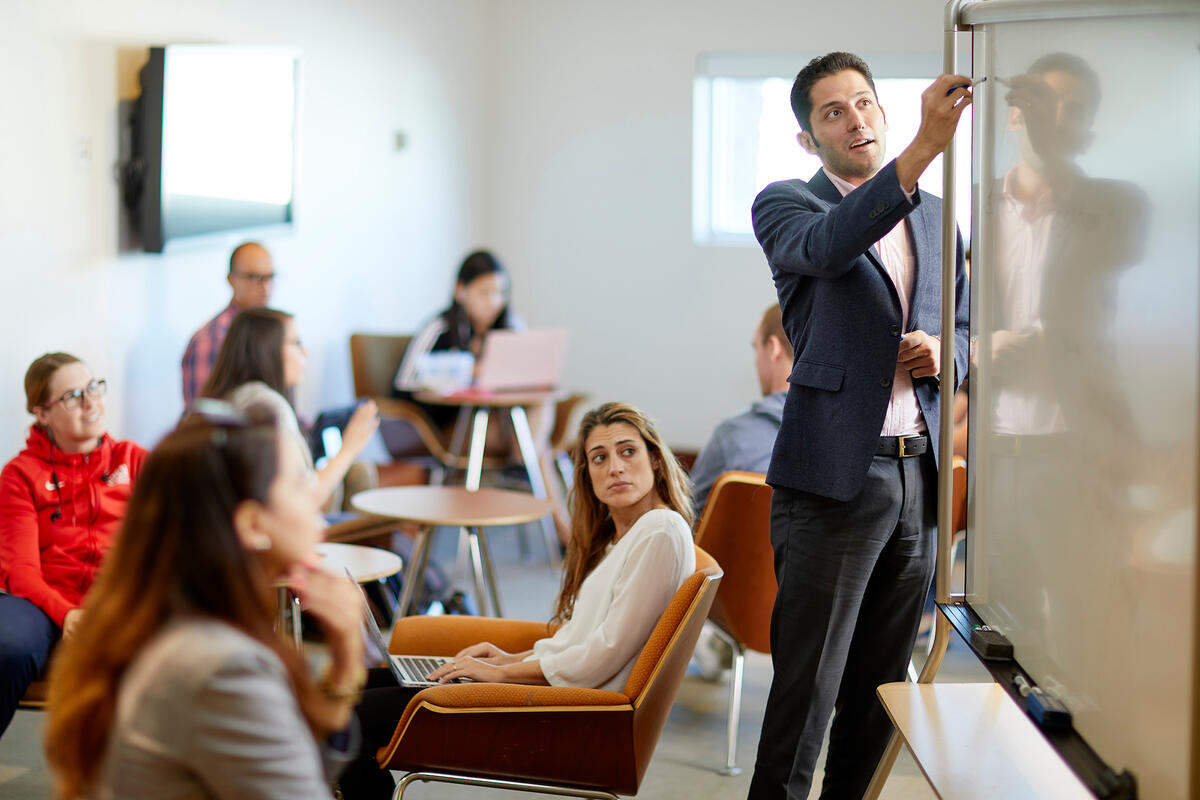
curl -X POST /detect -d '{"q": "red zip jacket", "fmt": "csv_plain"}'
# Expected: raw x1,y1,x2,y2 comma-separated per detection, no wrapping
0,426,147,626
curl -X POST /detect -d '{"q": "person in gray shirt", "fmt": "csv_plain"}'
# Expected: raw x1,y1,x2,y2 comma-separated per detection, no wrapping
691,304,792,518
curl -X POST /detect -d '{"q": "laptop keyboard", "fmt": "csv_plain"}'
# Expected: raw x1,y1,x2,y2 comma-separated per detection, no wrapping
394,655,456,685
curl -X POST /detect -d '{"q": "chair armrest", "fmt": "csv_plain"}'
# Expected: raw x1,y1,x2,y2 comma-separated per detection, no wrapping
388,615,552,655
413,682,630,710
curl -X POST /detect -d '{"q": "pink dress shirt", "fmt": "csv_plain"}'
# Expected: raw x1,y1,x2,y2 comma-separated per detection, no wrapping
824,168,926,437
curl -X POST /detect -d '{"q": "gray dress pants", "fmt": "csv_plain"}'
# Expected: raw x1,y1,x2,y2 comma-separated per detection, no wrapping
749,451,936,800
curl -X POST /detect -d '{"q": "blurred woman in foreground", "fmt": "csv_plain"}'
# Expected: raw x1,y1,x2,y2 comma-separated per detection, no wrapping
45,404,365,799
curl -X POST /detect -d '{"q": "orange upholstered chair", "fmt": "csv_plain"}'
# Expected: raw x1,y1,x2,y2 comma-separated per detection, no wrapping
376,545,723,799
693,471,775,775
19,679,48,710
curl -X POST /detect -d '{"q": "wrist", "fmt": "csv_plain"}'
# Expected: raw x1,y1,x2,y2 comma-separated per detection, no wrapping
327,632,365,667
318,661,367,705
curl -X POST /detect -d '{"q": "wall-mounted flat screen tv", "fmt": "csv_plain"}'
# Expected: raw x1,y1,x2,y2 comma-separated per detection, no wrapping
136,45,297,253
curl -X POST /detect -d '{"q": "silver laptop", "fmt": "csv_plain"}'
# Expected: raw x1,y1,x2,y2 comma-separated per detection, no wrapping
474,329,568,392
352,578,462,687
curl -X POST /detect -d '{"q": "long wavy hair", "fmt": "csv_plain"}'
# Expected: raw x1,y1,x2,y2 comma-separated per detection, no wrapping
551,402,693,625
200,307,294,404
43,407,334,799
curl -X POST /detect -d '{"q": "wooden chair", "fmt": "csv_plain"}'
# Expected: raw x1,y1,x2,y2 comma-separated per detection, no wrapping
376,545,723,798
692,471,775,776
349,333,505,480
547,392,588,490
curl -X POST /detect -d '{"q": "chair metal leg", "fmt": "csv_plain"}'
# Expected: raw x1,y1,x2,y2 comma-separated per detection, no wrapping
710,625,745,776
556,451,574,491
509,405,562,569
394,771,619,799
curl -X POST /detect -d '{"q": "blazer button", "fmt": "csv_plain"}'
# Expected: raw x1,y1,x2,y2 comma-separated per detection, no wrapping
890,325,901,337
880,377,892,388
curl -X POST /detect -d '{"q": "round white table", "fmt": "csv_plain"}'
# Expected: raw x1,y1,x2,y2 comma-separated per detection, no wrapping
277,542,403,646
351,486,553,617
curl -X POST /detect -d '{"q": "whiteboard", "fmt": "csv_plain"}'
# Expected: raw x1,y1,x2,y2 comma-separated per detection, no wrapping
962,5,1200,799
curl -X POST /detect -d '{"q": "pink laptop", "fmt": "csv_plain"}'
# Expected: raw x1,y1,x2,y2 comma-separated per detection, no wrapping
472,329,569,393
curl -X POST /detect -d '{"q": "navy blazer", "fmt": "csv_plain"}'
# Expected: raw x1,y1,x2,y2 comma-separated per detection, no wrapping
752,160,969,501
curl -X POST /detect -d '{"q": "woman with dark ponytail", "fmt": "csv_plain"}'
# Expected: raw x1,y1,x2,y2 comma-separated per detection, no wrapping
391,250,522,426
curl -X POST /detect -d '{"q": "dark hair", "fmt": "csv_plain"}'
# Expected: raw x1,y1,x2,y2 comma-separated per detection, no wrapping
1027,52,1101,119
24,353,83,413
442,250,514,349
552,402,694,625
201,308,293,403
44,407,341,798
790,52,877,133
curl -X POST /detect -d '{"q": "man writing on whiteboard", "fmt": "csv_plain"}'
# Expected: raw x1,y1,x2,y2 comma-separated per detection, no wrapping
748,52,971,799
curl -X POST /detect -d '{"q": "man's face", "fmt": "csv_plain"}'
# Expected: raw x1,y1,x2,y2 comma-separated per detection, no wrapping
799,69,888,185
1009,69,1095,160
227,246,276,309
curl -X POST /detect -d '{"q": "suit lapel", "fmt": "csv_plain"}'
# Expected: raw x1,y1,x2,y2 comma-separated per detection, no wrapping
807,168,900,314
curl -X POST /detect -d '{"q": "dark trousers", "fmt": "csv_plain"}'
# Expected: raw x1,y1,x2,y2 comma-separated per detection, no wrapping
749,452,935,800
338,668,422,800
0,594,57,738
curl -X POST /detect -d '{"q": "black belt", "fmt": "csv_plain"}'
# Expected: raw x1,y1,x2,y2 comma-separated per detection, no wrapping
877,434,928,458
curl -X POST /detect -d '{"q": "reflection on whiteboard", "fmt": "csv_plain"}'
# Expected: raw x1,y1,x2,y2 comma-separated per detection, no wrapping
967,14,1198,800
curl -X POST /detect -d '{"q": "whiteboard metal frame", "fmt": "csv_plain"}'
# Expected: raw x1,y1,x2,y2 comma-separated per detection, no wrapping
870,0,1200,795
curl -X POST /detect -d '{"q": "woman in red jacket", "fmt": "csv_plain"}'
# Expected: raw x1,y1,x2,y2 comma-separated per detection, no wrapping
0,353,146,738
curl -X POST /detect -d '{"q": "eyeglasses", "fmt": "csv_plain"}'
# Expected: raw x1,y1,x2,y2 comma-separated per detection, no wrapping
231,271,277,284
43,379,107,411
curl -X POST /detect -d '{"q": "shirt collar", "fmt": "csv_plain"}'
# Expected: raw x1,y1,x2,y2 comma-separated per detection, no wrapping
823,167,859,198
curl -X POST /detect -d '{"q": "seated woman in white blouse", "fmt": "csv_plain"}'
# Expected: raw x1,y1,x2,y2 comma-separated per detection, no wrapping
338,402,696,798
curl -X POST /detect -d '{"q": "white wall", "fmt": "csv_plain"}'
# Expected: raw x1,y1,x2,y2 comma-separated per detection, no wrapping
0,0,494,454
484,0,947,448
0,0,950,455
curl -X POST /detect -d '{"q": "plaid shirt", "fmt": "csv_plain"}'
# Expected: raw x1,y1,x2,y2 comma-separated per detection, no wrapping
181,302,240,407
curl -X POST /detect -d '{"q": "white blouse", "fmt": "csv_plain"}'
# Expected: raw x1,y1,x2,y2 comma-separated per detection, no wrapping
530,508,694,693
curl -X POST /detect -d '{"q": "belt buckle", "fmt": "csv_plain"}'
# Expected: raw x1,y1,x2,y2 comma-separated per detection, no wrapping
898,435,916,458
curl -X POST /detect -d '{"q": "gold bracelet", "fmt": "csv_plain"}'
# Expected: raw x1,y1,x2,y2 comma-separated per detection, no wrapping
318,663,367,705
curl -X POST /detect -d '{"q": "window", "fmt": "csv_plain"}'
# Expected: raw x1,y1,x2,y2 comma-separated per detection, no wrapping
693,54,972,246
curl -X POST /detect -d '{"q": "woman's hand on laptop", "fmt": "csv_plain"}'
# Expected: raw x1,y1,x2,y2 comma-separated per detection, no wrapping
428,655,501,684
453,641,523,665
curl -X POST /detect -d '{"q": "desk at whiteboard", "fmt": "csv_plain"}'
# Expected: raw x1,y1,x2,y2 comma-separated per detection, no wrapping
877,682,1092,800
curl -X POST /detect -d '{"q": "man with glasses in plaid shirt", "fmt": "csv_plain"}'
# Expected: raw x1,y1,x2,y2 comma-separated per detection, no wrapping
181,241,277,408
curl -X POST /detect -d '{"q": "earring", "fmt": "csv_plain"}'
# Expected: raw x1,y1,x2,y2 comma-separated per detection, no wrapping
247,532,272,552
